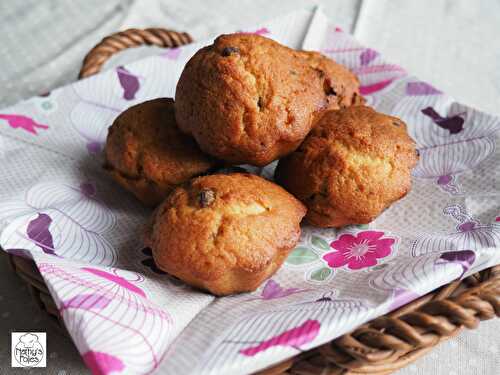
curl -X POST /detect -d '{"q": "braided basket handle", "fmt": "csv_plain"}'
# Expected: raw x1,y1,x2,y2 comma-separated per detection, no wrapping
79,28,193,79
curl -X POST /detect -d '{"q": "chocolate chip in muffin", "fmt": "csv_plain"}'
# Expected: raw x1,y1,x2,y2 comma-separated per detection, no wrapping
221,46,240,56
199,188,216,207
323,83,337,96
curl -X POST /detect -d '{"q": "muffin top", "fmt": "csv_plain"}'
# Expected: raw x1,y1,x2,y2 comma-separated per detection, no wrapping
146,173,306,295
275,106,418,227
175,33,362,166
104,98,218,206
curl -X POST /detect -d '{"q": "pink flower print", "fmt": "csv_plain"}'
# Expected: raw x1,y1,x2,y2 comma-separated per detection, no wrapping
323,231,395,270
0,114,48,135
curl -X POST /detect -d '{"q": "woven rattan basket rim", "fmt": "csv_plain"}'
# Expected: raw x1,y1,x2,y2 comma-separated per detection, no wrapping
78,27,193,79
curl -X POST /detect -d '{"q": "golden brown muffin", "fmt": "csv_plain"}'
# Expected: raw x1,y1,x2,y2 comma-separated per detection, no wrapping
275,106,418,227
145,173,306,295
104,98,218,206
175,33,363,166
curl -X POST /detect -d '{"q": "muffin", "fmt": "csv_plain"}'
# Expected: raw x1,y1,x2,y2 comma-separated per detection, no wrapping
145,173,306,295
275,106,418,227
175,33,363,166
104,98,218,206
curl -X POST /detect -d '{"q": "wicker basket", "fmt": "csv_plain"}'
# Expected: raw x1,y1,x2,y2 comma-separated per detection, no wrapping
5,27,500,375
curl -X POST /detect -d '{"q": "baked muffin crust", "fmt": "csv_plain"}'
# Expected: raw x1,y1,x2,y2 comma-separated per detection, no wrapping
104,98,218,206
175,33,363,166
275,106,418,227
146,173,306,295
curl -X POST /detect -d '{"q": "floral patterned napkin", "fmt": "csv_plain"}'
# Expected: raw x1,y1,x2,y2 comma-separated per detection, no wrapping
0,7,499,375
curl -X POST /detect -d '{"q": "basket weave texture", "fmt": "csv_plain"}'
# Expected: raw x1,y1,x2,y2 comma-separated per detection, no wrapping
5,27,498,375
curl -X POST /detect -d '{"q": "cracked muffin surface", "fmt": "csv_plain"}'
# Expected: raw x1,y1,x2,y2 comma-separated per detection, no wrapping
275,106,418,228
175,33,363,166
146,173,306,295
104,98,218,206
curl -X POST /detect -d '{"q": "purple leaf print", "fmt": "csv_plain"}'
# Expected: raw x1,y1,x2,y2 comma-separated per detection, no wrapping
390,288,421,311
260,280,304,299
239,319,320,356
82,351,125,375
116,66,140,100
360,48,379,65
324,231,395,270
406,82,442,96
0,114,49,135
80,181,96,198
82,267,146,298
437,250,476,278
27,213,56,255
87,141,103,154
421,107,465,134
61,294,112,311
239,27,270,36
162,48,181,60
437,174,453,186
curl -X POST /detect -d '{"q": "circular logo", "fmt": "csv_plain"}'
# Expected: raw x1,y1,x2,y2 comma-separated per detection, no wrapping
14,333,44,367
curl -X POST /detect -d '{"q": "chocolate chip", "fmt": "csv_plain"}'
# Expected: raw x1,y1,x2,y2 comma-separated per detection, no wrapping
141,247,153,256
323,79,336,96
199,188,216,207
392,121,401,127
324,86,337,96
416,149,420,157
221,46,240,56
257,97,263,109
